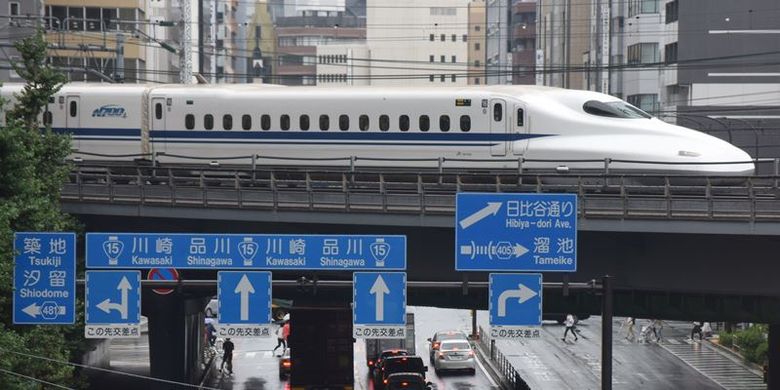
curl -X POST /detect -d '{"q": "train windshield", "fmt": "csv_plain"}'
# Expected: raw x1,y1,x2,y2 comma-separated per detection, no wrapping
583,100,652,119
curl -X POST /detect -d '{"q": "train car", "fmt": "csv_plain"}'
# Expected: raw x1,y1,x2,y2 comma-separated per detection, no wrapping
0,82,755,175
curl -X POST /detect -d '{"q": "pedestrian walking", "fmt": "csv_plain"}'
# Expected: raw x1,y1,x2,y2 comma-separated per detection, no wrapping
282,320,291,353
691,322,703,341
272,323,286,356
621,317,636,342
220,338,235,374
652,319,665,342
206,320,217,346
562,314,578,342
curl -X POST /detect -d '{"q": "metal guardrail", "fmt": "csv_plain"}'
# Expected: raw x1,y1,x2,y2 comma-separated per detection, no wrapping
60,164,780,222
476,325,531,390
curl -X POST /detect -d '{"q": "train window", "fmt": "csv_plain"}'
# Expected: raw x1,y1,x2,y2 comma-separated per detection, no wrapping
204,114,214,130
493,103,503,122
242,114,251,130
299,115,310,131
460,115,471,132
583,100,651,119
185,114,195,130
419,115,430,132
439,115,450,132
319,115,329,131
359,115,369,131
43,111,53,126
399,115,410,132
379,115,389,131
223,114,233,130
261,115,271,130
339,115,349,131
280,115,290,130
516,109,524,126
155,103,163,120
69,101,77,117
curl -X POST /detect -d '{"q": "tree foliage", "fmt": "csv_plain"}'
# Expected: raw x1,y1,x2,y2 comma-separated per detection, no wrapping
0,29,84,389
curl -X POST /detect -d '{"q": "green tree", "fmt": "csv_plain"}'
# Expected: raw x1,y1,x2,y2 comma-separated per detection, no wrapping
0,29,85,389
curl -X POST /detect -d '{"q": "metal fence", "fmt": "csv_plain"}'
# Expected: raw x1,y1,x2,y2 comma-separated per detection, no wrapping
476,325,531,390
60,164,780,222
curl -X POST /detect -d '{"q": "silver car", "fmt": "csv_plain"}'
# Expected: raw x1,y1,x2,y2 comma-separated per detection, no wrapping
432,340,476,375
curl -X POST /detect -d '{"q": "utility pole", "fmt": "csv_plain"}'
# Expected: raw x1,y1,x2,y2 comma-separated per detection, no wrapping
114,33,125,82
180,0,193,83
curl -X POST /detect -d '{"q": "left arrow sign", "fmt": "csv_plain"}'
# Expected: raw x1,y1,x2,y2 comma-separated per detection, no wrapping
22,303,40,318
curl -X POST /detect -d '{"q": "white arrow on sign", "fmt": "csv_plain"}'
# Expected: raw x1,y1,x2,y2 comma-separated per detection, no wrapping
459,202,502,229
22,302,66,318
513,244,529,258
369,275,390,321
96,276,132,320
497,284,538,317
234,274,255,321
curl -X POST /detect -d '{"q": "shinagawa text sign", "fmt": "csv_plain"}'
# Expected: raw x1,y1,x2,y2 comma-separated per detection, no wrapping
455,193,577,272
86,233,405,270
13,232,76,325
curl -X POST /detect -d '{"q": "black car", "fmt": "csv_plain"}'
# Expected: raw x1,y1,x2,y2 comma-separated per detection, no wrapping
385,372,432,390
278,349,291,380
374,356,427,390
374,349,409,373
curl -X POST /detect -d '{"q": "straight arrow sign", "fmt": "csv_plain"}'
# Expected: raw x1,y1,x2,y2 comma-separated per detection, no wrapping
369,274,390,321
234,274,255,321
459,202,502,229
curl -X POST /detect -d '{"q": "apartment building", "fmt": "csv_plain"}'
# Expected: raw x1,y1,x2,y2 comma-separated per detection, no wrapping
467,0,486,85
0,0,42,82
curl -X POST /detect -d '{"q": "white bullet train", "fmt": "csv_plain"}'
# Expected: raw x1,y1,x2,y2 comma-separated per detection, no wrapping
0,83,755,175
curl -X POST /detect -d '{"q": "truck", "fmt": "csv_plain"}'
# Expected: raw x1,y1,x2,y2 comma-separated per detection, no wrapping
365,313,416,370
289,305,354,389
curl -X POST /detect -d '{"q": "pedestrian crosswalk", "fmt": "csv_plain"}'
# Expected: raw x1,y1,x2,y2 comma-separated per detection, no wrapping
660,338,766,390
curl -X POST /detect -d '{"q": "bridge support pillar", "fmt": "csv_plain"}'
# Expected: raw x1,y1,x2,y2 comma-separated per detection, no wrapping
769,323,778,389
145,293,207,390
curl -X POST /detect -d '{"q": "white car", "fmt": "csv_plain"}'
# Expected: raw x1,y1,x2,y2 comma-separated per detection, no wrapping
432,340,476,376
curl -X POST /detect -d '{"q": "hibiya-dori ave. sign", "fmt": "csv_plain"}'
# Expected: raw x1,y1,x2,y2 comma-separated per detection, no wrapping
86,233,406,270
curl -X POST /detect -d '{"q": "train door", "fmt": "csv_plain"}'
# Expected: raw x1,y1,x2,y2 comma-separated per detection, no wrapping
490,99,508,156
512,103,529,155
66,96,80,150
151,97,166,153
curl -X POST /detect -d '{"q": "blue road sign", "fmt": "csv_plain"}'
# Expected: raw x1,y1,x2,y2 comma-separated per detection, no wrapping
489,273,543,327
456,193,577,272
353,272,406,326
218,271,271,325
13,232,76,325
86,233,405,270
85,271,141,338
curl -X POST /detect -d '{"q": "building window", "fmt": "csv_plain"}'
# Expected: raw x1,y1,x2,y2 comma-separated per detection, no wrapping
379,115,390,131
339,115,349,131
399,115,410,132
261,115,271,130
280,114,290,130
627,94,659,113
204,114,214,130
419,115,430,132
68,7,83,30
9,2,20,16
441,34,445,41
460,115,471,132
223,114,233,130
429,34,434,41
475,43,480,51
359,115,369,131
664,42,678,64
629,0,658,17
451,74,456,82
185,114,195,130
440,74,445,82
452,55,456,63
475,25,481,32
665,0,678,23
319,115,330,131
429,55,434,62
429,74,434,82
475,60,481,67
474,78,480,85
299,115,310,131
627,43,659,64
451,34,457,42
439,115,450,132
430,7,456,16
441,55,445,63
462,34,467,42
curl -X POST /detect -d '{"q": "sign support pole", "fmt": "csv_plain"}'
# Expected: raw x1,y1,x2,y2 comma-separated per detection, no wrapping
601,275,613,390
